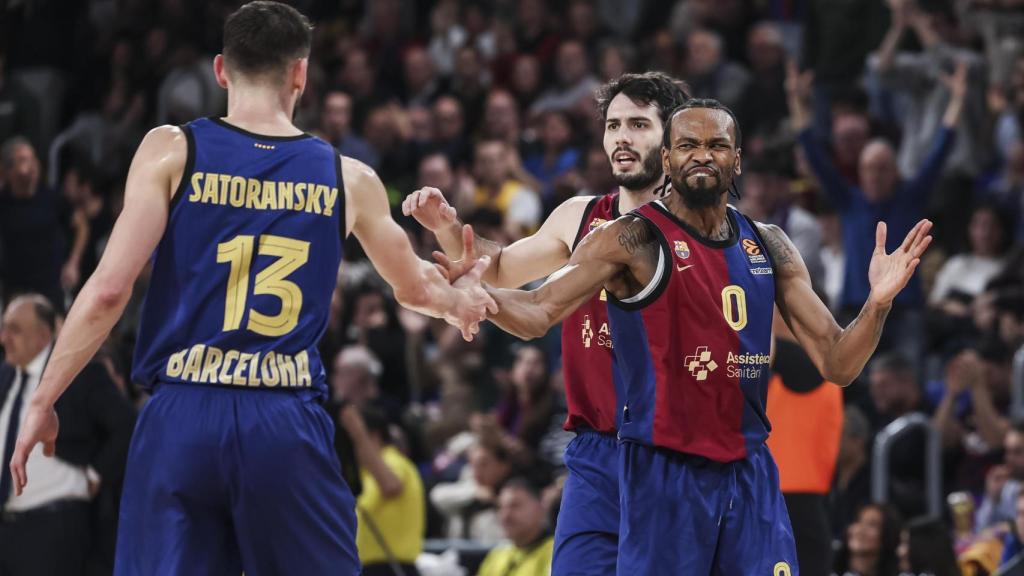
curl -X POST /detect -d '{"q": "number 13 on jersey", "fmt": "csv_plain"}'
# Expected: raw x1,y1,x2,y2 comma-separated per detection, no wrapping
216,234,309,337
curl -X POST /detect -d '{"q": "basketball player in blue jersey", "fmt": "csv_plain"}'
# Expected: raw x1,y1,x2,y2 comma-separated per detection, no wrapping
468,99,933,575
8,3,495,575
403,73,688,575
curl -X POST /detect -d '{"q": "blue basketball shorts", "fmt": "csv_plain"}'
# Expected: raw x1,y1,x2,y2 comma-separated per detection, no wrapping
552,430,620,576
617,441,798,575
114,384,360,576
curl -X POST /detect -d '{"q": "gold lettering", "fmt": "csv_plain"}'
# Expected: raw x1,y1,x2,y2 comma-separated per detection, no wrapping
201,171,220,204
261,352,280,387
181,344,206,382
278,181,294,210
295,350,311,388
306,185,325,214
323,187,338,217
166,349,187,378
189,172,203,202
245,179,262,209
218,174,232,204
198,346,224,383
247,352,262,386
261,181,278,211
277,353,296,387
229,177,246,207
233,352,251,385
220,350,240,384
294,183,306,211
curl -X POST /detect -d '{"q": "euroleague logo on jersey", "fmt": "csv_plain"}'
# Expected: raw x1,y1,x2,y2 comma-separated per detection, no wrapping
743,238,768,265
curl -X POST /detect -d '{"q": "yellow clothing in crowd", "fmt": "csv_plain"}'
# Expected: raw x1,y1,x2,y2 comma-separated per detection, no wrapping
355,445,425,565
477,535,554,576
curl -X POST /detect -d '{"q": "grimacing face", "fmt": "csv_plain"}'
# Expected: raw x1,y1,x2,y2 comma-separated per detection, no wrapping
603,92,664,191
662,108,741,210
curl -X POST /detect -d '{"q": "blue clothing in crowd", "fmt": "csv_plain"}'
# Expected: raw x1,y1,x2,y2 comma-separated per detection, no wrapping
798,127,955,309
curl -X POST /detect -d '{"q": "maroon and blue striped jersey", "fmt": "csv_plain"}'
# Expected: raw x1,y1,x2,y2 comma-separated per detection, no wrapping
561,193,622,433
607,201,775,462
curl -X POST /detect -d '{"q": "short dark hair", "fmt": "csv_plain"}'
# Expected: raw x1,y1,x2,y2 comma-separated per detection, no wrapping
870,352,916,380
500,475,543,501
596,72,691,127
663,98,742,149
360,406,392,444
223,1,313,79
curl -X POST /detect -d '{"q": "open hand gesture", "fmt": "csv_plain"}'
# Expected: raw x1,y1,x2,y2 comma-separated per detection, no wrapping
10,404,60,497
402,186,458,232
868,219,933,306
443,253,498,342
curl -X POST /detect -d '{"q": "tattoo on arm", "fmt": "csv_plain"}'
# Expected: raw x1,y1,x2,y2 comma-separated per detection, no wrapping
617,218,654,255
761,225,795,268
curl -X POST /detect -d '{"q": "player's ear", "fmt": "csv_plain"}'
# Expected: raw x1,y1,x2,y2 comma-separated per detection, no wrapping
661,145,671,176
292,58,308,95
733,148,742,176
213,54,229,90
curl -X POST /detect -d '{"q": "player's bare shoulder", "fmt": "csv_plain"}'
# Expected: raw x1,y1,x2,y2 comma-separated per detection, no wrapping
754,221,806,278
577,214,658,265
545,194,604,249
339,155,385,235
135,125,189,202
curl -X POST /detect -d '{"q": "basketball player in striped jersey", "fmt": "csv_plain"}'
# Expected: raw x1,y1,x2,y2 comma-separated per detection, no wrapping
473,99,932,575
9,3,493,575
404,72,688,575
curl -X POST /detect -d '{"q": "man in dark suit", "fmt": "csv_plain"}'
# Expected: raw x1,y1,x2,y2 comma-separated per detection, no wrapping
0,294,135,576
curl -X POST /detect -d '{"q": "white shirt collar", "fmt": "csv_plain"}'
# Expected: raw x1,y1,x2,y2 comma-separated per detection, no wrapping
22,344,52,380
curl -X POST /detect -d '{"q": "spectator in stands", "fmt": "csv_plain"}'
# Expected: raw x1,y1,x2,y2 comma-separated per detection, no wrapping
477,477,554,576
788,56,966,363
740,21,789,144
869,0,991,179
999,491,1024,572
866,353,930,518
975,420,1024,530
738,152,825,292
60,162,114,292
470,139,542,240
0,295,135,575
433,95,471,170
353,407,425,576
0,137,71,309
319,90,379,169
934,342,1014,494
896,517,959,576
684,29,752,122
493,344,557,457
984,141,1024,243
429,438,512,544
831,406,873,542
832,503,903,576
0,51,38,152
928,203,1011,344
523,110,582,208
402,45,443,108
529,40,601,116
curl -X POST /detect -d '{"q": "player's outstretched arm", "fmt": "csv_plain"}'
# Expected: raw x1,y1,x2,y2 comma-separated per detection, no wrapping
765,219,933,386
402,186,592,288
11,125,186,494
480,217,651,340
345,159,496,340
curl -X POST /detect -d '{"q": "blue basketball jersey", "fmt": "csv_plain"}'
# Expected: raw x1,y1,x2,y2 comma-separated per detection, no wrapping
131,117,345,398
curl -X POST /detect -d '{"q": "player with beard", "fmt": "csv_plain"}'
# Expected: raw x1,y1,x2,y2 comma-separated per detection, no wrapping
469,99,933,574
402,72,688,575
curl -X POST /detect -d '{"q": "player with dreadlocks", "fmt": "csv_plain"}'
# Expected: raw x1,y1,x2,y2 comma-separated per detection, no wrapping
470,98,933,574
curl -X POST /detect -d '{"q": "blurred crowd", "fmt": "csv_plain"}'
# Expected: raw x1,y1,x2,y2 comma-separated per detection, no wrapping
3,0,1024,574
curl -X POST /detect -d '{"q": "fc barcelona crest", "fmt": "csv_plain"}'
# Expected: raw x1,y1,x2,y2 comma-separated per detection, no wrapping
674,240,690,259
589,218,608,232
